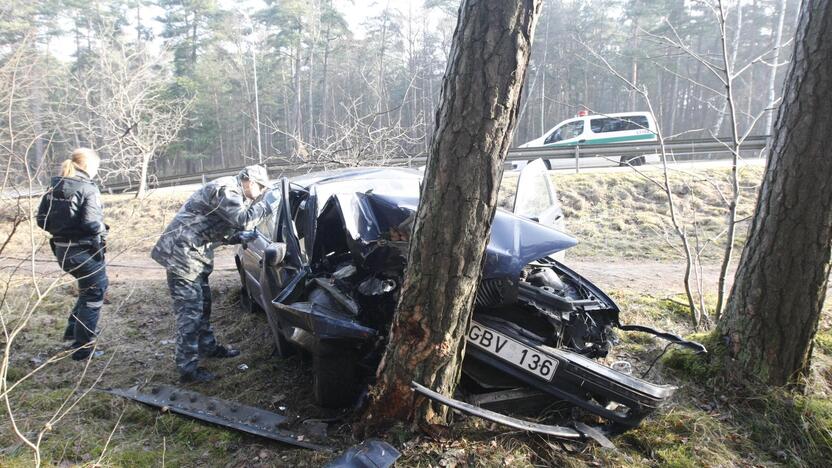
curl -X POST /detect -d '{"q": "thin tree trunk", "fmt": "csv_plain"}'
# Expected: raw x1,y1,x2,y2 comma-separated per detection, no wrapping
669,53,681,135
719,0,832,387
137,153,150,198
360,0,541,433
712,2,742,136
714,0,742,322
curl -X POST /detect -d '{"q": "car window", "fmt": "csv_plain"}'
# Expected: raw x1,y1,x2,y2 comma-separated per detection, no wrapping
257,211,277,240
590,115,649,133
545,121,584,144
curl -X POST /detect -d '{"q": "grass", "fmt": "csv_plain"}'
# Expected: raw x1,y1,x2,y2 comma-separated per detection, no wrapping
3,165,832,467
0,191,189,258
500,165,764,261
0,274,341,467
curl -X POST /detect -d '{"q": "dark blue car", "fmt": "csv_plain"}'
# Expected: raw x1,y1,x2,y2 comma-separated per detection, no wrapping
235,161,704,438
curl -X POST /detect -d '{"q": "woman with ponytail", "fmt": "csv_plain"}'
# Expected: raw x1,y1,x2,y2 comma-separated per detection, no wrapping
36,148,109,361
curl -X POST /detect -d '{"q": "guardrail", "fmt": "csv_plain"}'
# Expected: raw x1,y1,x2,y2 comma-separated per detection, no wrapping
103,135,770,192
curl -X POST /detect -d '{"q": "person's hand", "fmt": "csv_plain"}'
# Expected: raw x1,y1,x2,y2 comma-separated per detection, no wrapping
226,230,258,245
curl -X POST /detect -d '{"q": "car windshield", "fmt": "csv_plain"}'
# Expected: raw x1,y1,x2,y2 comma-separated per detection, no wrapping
314,177,421,214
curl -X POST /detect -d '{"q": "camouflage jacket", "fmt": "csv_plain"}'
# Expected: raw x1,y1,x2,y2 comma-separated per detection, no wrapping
151,176,272,281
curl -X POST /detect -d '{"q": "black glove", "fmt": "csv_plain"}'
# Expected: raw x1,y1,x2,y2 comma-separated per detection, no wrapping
262,189,281,213
226,230,258,245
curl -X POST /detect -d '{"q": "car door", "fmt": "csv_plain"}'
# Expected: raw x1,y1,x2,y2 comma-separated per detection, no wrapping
259,177,307,306
514,159,566,260
514,158,565,231
239,195,279,310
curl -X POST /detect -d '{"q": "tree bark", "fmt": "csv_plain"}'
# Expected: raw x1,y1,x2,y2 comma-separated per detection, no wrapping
719,0,832,387
765,0,788,134
360,0,541,432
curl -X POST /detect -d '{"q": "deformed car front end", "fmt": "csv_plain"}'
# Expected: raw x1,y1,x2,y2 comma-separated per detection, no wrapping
235,160,705,439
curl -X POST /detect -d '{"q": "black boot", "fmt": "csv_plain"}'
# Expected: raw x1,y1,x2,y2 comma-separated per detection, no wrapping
63,324,75,341
205,345,240,358
180,367,217,383
71,345,104,361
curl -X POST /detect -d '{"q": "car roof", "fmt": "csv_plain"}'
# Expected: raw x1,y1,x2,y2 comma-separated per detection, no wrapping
289,166,422,188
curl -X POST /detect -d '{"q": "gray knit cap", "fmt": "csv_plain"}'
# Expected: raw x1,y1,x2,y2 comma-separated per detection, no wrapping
239,165,270,187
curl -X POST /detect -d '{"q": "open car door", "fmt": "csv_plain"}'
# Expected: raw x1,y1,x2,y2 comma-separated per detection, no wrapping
514,158,565,230
513,159,566,261
258,177,308,356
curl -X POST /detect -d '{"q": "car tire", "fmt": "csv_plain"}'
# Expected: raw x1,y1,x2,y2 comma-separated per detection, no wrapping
313,351,358,408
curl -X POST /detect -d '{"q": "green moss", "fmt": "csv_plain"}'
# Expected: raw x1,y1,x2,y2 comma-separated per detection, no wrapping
621,408,750,467
662,332,724,382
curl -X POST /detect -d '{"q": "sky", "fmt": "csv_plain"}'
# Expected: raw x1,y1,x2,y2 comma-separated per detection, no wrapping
48,0,405,60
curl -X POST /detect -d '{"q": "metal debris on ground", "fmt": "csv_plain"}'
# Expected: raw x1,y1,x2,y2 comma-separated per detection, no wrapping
324,439,401,468
102,385,330,451
237,363,249,371
411,381,615,449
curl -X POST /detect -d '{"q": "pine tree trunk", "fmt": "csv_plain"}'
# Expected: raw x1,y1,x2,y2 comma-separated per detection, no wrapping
765,0,788,134
719,0,832,387
360,0,541,432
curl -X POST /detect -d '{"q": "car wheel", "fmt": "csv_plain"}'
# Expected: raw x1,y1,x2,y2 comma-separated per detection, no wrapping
313,351,358,408
265,308,294,358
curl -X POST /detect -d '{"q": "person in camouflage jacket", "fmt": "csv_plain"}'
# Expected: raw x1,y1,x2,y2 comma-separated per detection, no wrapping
152,165,279,383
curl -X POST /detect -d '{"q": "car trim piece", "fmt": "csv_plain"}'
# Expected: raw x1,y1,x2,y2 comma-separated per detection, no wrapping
411,382,615,448
619,324,708,354
102,385,330,451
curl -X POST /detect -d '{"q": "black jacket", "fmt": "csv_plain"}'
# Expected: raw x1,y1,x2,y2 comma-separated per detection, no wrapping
36,170,107,242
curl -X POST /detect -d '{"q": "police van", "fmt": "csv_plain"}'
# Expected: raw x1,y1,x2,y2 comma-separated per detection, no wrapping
512,111,658,170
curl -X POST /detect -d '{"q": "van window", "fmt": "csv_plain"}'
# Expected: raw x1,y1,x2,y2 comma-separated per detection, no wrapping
545,121,584,144
590,115,649,133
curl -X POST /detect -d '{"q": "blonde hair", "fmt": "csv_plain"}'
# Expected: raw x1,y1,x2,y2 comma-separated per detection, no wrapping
60,148,100,178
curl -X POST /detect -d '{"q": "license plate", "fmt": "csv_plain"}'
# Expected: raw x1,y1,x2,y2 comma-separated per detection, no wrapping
466,321,558,381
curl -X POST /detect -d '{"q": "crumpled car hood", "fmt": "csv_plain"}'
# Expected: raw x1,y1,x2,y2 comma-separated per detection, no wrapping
325,192,577,281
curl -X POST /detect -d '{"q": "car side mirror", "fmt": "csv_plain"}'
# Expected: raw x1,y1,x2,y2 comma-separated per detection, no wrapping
264,242,287,266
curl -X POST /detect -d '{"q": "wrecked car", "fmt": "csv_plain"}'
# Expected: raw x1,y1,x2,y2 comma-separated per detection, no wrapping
235,160,705,436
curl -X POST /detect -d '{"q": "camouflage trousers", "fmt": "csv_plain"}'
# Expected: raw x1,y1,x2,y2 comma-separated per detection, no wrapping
165,271,218,375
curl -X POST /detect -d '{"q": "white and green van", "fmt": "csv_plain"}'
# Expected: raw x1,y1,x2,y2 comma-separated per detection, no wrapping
513,111,658,169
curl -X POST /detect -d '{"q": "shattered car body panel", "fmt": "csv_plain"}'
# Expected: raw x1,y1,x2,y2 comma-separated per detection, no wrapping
235,162,706,434
103,386,330,450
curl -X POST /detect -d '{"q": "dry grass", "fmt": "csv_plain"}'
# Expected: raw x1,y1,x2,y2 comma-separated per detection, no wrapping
0,192,189,261
501,165,765,261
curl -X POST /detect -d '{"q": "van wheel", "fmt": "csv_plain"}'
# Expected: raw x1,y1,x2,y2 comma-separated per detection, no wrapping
313,351,358,408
